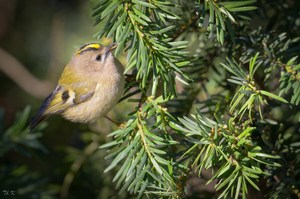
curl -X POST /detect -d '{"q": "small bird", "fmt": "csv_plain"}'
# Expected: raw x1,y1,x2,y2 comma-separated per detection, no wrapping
30,43,125,130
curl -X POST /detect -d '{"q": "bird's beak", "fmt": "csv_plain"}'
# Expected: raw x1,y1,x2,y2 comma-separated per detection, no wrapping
106,43,117,54
103,43,118,60
108,43,118,51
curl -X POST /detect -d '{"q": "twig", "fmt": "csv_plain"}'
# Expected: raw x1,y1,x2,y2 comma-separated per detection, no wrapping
60,141,99,199
0,47,53,98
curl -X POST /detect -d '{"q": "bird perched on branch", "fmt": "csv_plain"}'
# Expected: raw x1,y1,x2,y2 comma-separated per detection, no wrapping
30,43,125,130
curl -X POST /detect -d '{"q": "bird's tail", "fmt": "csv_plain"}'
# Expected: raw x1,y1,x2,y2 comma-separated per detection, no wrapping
30,93,54,131
30,113,47,131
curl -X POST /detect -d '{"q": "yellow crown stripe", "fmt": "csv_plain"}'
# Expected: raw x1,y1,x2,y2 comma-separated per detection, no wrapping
76,43,101,54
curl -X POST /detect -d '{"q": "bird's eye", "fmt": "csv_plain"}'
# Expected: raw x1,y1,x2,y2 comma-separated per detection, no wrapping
95,54,102,62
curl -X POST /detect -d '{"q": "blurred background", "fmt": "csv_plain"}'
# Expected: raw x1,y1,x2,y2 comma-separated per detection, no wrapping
0,0,96,122
0,0,130,198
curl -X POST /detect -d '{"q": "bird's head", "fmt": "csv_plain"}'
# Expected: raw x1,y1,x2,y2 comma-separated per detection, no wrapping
69,43,119,73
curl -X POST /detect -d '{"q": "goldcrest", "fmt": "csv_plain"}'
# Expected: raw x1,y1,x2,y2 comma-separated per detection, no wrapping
30,43,125,130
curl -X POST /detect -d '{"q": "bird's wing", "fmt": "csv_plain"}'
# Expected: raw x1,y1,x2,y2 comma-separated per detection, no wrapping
44,81,97,115
30,79,97,130
30,65,98,130
44,65,98,114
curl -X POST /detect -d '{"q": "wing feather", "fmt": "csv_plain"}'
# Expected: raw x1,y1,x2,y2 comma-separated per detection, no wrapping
30,67,97,130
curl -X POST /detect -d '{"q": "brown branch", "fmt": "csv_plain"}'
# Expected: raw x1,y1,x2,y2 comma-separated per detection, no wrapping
0,47,53,98
60,141,99,199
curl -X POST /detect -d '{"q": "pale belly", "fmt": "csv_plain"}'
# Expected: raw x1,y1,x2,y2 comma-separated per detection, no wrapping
62,79,124,123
